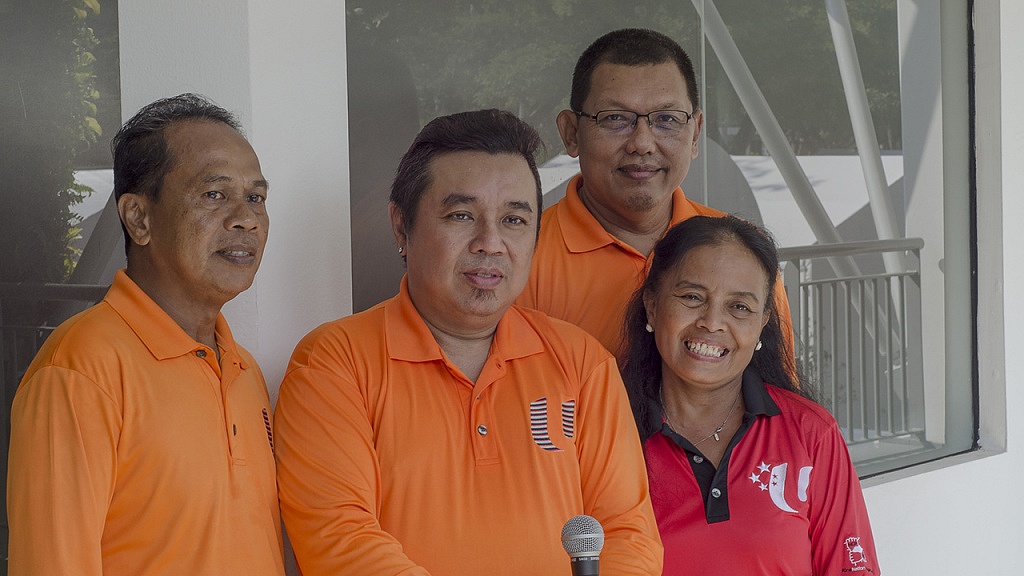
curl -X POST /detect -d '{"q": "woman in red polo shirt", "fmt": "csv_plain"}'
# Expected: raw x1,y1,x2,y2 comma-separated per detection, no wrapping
619,215,880,575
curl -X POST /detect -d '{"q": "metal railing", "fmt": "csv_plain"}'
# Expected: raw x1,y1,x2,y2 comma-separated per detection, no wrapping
779,238,929,467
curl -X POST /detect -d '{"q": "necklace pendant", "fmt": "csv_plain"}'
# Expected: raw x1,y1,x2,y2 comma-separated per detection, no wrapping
713,431,720,442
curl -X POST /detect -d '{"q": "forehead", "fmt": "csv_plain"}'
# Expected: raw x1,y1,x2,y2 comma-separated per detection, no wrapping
667,240,770,295
586,61,692,110
163,120,260,178
421,150,537,208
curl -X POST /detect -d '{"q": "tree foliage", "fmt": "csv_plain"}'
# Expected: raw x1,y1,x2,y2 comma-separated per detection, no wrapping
0,0,105,283
346,0,900,159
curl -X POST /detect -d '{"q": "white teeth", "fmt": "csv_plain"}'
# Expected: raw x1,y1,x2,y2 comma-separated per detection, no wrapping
687,341,725,358
222,251,250,257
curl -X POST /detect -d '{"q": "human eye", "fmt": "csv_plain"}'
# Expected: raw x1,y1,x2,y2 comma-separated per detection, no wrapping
504,214,528,226
596,111,632,131
730,301,758,316
653,112,685,130
677,292,703,307
247,192,266,204
203,190,225,200
447,212,473,222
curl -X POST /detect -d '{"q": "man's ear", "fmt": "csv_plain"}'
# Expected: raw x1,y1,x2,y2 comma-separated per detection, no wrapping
556,109,581,158
117,193,152,248
388,202,408,253
689,108,704,160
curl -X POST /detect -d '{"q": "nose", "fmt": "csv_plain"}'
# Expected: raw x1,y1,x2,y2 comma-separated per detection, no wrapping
469,219,504,255
695,303,727,332
625,117,657,155
226,196,261,231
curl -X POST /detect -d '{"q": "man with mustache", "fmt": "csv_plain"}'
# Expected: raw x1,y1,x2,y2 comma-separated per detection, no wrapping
518,28,793,357
7,94,284,576
274,109,661,575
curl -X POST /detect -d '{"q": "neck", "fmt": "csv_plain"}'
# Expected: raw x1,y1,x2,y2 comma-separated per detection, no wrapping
576,181,673,256
424,320,496,383
126,265,222,350
660,376,744,436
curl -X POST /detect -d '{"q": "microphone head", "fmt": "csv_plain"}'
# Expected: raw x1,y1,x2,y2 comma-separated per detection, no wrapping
561,515,605,558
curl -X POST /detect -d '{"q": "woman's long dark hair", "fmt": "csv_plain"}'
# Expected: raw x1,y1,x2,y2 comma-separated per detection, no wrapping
618,215,804,441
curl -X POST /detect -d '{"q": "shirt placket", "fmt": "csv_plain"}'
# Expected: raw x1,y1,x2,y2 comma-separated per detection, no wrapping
468,356,506,465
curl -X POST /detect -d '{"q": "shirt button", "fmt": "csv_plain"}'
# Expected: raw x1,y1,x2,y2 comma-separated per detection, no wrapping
711,488,722,499
477,425,488,436
693,455,704,464
196,350,207,358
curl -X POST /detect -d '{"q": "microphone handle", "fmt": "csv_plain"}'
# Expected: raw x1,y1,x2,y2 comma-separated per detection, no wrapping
570,555,599,576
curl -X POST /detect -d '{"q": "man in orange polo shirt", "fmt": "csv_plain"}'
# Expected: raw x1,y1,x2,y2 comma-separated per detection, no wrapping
275,109,662,575
7,94,284,576
518,29,793,357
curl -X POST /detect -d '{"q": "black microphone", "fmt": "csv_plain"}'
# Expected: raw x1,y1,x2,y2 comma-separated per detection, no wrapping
561,515,604,576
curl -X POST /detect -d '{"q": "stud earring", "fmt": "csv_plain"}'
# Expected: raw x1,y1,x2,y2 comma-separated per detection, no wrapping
755,340,762,351
398,247,404,254
645,323,654,333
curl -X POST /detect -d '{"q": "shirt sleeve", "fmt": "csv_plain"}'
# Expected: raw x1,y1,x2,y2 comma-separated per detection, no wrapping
808,421,881,575
575,356,664,575
274,359,431,576
7,366,120,576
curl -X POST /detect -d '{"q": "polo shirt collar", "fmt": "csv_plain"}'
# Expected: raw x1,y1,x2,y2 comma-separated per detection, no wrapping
557,174,692,254
739,367,781,417
104,269,245,367
384,276,544,364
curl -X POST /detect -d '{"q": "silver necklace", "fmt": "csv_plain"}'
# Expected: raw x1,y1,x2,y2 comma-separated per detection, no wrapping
660,387,742,447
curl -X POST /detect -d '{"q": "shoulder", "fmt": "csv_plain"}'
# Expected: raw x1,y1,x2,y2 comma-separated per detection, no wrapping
17,302,137,405
674,189,728,218
510,305,616,366
25,302,136,375
288,303,386,368
513,304,606,342
689,201,728,218
766,385,839,432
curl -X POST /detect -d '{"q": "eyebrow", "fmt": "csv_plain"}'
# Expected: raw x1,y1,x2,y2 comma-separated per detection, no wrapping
202,173,270,191
441,194,534,213
673,280,762,303
506,200,534,213
598,100,686,112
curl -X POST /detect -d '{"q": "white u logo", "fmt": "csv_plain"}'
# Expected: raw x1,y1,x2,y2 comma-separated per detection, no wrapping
767,463,813,513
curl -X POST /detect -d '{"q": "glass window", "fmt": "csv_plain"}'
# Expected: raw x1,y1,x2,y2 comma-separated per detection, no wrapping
344,0,975,477
0,0,122,559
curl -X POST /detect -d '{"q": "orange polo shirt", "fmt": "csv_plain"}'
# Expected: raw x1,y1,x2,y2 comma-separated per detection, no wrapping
7,270,284,576
275,278,662,575
518,174,794,356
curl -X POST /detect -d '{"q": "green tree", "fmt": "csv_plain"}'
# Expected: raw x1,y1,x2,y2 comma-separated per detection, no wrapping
0,0,103,284
346,0,899,159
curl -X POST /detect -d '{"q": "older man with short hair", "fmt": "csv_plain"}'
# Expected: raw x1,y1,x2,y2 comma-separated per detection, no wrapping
7,93,284,576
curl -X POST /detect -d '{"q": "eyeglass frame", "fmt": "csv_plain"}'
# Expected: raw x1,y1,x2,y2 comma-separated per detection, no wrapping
573,108,698,135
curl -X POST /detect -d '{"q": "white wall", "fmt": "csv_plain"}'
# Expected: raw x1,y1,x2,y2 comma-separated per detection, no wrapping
119,2,1024,573
119,0,352,393
861,2,1023,573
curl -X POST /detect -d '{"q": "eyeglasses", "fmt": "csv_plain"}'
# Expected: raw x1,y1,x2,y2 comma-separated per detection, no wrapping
574,109,696,135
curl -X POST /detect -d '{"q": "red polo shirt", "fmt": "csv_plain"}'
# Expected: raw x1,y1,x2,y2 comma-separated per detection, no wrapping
642,370,880,575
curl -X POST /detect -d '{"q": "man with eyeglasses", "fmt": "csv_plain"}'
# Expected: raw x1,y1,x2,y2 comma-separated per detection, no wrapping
517,28,793,357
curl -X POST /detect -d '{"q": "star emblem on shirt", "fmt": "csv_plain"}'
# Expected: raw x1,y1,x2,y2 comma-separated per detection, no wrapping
749,461,773,491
